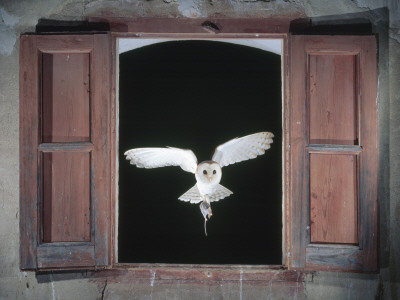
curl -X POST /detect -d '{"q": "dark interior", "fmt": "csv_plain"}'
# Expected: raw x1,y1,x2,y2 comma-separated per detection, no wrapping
118,40,282,265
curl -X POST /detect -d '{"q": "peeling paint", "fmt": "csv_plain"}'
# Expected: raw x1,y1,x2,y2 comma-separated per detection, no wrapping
352,0,385,10
0,7,19,56
0,7,18,27
389,29,400,44
178,0,205,18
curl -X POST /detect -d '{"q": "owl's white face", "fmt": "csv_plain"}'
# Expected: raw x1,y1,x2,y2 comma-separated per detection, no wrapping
195,161,222,186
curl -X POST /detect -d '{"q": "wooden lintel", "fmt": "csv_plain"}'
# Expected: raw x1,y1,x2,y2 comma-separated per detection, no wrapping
88,17,292,35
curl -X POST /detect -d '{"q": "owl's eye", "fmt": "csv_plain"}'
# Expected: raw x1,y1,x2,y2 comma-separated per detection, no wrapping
203,170,208,175
213,170,216,174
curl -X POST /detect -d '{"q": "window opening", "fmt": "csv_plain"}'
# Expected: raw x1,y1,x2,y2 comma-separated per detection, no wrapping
117,39,282,264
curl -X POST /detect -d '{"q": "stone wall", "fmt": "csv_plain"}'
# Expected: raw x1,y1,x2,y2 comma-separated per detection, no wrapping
0,0,399,299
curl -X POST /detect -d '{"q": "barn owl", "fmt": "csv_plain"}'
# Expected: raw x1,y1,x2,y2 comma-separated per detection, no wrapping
124,132,274,235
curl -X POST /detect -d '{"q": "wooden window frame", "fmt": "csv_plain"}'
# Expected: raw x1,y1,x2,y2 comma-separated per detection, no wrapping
20,18,378,277
113,34,288,267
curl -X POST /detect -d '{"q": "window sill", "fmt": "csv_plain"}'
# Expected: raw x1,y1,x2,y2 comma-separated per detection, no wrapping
89,264,313,284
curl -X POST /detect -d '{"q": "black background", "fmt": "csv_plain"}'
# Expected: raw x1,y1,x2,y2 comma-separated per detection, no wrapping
118,40,282,264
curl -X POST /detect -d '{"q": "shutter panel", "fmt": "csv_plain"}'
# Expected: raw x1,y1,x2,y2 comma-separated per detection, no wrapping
289,35,378,272
20,34,111,270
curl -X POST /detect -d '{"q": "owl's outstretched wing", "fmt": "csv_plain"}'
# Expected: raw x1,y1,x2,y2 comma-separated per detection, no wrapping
124,147,198,173
212,132,274,168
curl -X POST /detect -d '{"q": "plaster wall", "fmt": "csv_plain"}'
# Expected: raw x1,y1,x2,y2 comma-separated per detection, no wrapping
0,0,399,299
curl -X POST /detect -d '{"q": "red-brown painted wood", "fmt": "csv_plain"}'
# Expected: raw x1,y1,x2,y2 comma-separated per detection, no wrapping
308,54,358,145
42,52,90,143
358,36,378,272
289,35,308,269
290,35,377,272
36,35,94,50
20,35,39,270
42,152,91,242
309,153,358,244
20,34,111,270
92,34,112,266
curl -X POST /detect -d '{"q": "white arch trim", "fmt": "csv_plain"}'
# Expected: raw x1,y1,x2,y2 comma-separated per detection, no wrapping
118,38,282,56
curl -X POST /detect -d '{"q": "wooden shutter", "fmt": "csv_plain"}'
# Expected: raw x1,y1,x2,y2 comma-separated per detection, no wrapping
20,34,111,270
289,35,378,272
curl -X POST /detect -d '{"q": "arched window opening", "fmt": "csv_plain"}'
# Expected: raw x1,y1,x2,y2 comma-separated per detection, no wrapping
118,40,283,264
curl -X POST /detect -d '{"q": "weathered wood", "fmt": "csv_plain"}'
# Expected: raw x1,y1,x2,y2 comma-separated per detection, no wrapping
289,35,308,269
37,243,94,268
20,35,39,270
20,29,377,274
306,245,362,272
90,267,313,284
89,17,293,35
38,143,94,152
308,54,358,145
110,34,118,265
42,152,91,242
37,35,94,50
309,153,358,244
20,34,112,270
358,36,378,272
307,145,362,153
42,52,90,143
290,35,378,272
92,34,112,266
282,36,291,267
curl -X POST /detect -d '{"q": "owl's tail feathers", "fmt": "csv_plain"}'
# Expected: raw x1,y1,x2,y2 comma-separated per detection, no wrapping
178,185,203,204
178,184,233,204
208,184,233,202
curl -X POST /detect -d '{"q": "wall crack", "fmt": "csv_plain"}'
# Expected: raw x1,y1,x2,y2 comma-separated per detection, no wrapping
101,279,108,300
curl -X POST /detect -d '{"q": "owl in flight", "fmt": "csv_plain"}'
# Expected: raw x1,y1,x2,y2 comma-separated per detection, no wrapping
124,132,274,235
